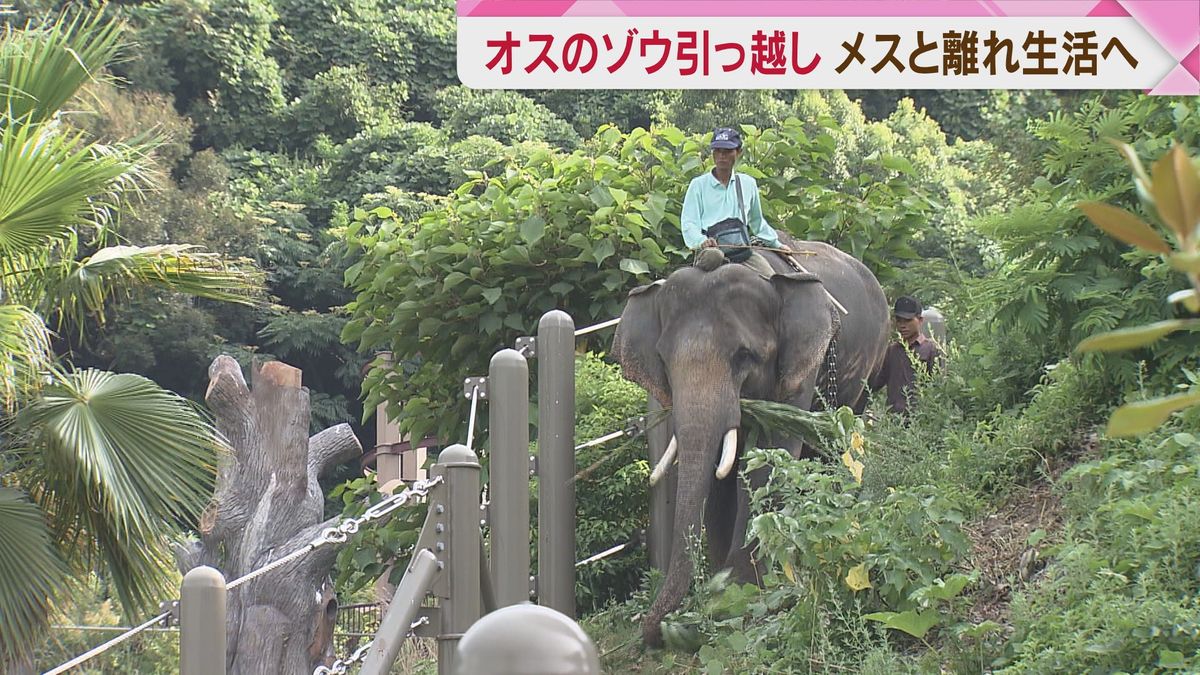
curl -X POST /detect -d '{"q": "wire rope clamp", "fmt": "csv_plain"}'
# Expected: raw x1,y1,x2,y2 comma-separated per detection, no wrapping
159,599,180,628
515,336,536,358
463,376,488,399
624,415,647,438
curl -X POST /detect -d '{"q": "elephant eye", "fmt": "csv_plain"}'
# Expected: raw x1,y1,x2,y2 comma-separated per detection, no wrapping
734,346,761,365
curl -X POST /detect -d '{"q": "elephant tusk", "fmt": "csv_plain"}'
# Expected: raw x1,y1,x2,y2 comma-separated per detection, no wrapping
715,428,738,479
649,435,678,486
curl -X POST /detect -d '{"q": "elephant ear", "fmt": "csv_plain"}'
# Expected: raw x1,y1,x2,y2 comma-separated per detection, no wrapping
770,273,835,400
612,281,670,407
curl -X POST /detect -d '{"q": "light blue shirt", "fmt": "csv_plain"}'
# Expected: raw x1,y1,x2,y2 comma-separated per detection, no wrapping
680,170,780,250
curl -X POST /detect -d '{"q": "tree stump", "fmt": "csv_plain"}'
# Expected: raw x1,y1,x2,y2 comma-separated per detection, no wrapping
179,356,362,674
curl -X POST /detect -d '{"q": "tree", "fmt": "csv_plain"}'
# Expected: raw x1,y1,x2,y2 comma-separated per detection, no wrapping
0,14,256,664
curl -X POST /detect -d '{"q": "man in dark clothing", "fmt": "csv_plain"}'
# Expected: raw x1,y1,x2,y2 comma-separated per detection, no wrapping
869,295,942,414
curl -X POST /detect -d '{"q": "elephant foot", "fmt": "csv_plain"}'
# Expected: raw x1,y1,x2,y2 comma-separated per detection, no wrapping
641,615,664,648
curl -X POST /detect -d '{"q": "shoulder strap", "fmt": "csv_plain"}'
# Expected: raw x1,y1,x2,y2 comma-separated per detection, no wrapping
734,173,747,226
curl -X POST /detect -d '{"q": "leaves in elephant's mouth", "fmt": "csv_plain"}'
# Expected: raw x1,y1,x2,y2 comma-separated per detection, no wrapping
737,399,839,458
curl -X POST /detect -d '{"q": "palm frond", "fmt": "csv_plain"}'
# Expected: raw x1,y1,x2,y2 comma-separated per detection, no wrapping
0,13,124,130
0,121,153,259
45,244,262,335
738,398,837,456
17,369,221,614
0,303,53,410
0,488,69,663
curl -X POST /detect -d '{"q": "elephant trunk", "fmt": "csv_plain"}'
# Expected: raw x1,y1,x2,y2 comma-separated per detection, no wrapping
642,376,739,646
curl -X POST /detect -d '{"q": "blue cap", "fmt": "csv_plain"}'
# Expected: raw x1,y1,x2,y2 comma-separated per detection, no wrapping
711,127,742,150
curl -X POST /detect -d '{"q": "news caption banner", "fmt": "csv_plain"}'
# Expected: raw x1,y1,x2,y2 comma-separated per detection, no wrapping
457,0,1200,94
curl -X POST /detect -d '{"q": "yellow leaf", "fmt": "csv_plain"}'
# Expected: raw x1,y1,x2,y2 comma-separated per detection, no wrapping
1171,144,1200,238
1167,251,1200,273
1075,319,1198,353
841,450,864,484
782,561,796,583
850,431,865,454
1078,202,1172,254
845,563,871,591
1151,145,1199,238
1108,391,1200,437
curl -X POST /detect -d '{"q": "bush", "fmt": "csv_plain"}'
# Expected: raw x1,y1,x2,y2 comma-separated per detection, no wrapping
431,87,582,149
571,354,650,612
1001,420,1200,672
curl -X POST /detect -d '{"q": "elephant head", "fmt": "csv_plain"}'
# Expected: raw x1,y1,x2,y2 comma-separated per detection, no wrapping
612,262,840,646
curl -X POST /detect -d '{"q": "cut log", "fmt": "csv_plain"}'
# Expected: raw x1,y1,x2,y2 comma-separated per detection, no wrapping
181,356,362,674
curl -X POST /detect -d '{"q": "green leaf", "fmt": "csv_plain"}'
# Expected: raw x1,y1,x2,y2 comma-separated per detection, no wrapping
609,187,629,206
880,155,915,175
619,258,649,275
862,609,941,638
589,185,614,208
1108,391,1200,437
1075,319,1198,353
592,239,615,265
1158,649,1188,669
518,215,545,245
443,272,468,291
1078,202,1171,254
482,288,503,305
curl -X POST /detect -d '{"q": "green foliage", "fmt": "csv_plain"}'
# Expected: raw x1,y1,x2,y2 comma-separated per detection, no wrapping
343,121,932,443
281,65,408,149
973,95,1200,401
746,448,971,616
528,89,657,137
433,86,581,149
325,121,453,203
572,354,649,612
1074,142,1200,437
185,0,287,148
1001,422,1200,673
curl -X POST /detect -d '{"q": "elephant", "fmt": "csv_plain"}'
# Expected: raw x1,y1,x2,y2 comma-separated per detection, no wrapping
611,235,890,646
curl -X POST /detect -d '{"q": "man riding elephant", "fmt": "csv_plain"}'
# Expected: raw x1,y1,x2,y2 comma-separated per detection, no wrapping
681,126,789,278
613,231,890,646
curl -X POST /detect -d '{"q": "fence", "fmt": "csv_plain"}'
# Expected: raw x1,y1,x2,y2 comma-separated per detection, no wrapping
45,309,651,675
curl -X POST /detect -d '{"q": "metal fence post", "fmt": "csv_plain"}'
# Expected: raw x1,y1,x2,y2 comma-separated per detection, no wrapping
180,566,226,675
437,444,482,675
647,396,676,574
359,549,440,675
489,348,531,608
537,310,575,618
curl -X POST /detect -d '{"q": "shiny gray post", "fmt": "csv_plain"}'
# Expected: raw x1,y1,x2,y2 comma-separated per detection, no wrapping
646,396,676,573
359,548,439,675
180,566,226,675
488,348,530,608
437,444,482,675
537,310,575,618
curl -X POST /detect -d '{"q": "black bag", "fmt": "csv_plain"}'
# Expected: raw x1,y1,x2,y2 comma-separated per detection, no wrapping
702,175,752,263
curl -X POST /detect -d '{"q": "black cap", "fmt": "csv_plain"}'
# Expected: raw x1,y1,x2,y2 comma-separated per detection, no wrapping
893,296,922,319
711,127,742,150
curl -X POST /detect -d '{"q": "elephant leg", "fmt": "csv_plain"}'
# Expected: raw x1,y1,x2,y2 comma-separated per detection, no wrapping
723,466,768,585
705,475,736,569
